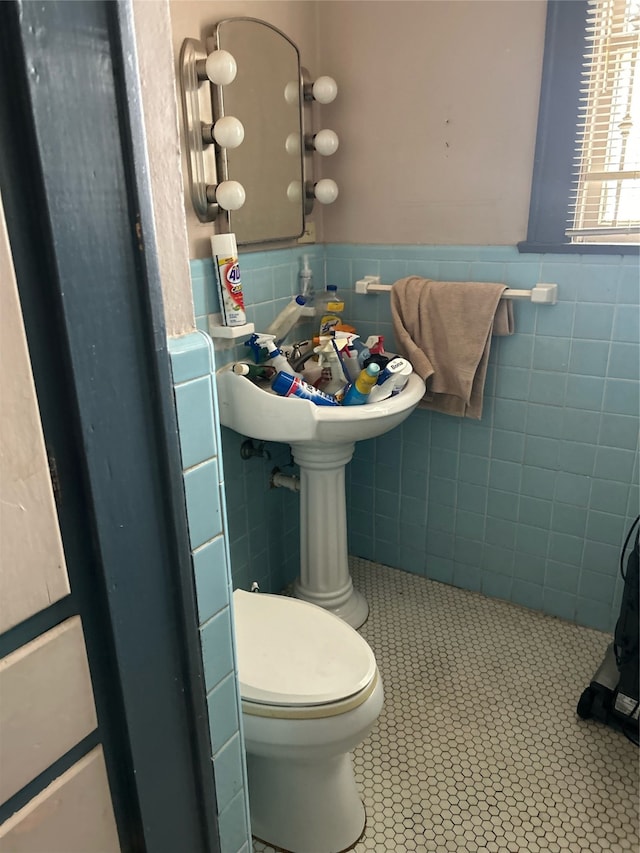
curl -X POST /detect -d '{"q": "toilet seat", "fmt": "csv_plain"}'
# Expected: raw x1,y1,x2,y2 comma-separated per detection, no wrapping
241,670,380,719
232,590,377,712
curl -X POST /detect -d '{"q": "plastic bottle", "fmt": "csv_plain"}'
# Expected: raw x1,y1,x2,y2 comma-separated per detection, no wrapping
351,337,371,369
211,233,246,326
318,285,345,337
390,359,414,394
299,255,314,305
266,295,307,345
343,341,361,381
316,338,348,395
341,363,381,406
367,357,413,403
232,362,276,381
271,372,339,406
365,335,385,355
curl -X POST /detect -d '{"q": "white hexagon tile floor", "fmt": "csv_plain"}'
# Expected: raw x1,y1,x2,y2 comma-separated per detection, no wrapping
253,558,639,853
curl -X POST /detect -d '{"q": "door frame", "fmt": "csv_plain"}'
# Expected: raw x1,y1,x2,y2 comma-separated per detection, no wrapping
0,2,219,851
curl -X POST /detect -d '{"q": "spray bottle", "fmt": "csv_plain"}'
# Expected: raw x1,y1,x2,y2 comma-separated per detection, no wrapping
245,333,300,377
342,335,362,381
316,337,348,395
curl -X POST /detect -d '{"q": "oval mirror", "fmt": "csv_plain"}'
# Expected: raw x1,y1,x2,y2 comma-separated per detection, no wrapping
213,18,305,245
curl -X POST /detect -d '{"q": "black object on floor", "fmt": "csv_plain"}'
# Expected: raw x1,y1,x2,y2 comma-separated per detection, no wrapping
577,516,639,745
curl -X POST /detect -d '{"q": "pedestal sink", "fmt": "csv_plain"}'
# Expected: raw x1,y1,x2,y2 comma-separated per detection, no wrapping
216,366,425,628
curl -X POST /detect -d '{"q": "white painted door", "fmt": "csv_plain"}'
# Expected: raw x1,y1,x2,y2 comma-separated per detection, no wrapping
0,193,121,853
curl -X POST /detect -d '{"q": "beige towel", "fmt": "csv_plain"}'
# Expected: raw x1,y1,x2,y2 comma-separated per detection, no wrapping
391,276,514,419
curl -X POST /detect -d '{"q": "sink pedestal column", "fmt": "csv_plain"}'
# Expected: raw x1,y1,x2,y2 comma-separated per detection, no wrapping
290,440,368,629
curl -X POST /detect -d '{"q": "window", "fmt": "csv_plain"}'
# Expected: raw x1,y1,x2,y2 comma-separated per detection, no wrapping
519,0,640,254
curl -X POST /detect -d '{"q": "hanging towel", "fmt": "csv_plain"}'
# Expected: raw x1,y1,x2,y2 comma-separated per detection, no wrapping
391,276,514,419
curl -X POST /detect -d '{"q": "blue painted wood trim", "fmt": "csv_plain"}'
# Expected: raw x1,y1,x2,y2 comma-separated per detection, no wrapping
0,2,220,851
520,0,638,255
520,0,589,251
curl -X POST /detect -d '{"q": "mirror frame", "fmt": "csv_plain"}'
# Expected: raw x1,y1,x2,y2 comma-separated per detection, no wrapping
211,17,307,245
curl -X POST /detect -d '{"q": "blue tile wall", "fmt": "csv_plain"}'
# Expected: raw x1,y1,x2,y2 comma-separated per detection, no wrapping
190,245,639,634
190,248,325,595
328,244,638,633
169,331,251,853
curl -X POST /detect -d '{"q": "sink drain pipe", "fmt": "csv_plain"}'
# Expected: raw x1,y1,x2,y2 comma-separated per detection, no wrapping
270,466,300,493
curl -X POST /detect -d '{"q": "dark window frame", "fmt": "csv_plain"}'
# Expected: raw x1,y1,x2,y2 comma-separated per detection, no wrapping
518,0,639,256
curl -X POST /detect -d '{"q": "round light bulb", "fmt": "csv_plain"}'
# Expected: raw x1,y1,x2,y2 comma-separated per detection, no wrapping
312,76,338,104
313,129,339,156
215,180,245,211
285,132,301,156
287,181,302,203
213,116,244,149
314,178,339,204
284,80,299,105
205,50,237,85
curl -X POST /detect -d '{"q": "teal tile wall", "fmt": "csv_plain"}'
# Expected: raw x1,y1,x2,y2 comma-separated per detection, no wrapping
325,244,638,633
191,245,639,634
169,331,251,853
190,247,324,595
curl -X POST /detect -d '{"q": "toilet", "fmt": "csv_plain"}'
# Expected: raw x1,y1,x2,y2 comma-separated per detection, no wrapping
232,589,384,853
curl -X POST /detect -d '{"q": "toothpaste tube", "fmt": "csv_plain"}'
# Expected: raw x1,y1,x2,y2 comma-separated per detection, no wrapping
211,233,246,326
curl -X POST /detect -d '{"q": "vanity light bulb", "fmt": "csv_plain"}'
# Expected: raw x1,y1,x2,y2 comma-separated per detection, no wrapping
213,116,245,149
314,179,339,205
205,50,237,86
285,133,301,156
287,181,302,203
215,180,246,211
312,76,338,104
313,129,339,156
284,81,299,106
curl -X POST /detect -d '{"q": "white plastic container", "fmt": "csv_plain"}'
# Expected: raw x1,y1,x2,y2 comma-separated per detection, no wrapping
266,295,307,345
368,357,413,403
316,338,348,395
299,254,314,305
211,233,246,326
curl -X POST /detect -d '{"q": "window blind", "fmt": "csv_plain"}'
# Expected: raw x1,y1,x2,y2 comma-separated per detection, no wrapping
568,0,640,243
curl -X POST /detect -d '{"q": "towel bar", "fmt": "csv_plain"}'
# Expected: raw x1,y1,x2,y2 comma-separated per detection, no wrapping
354,276,558,304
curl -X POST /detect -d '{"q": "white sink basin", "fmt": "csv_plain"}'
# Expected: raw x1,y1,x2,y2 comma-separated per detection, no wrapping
216,365,425,444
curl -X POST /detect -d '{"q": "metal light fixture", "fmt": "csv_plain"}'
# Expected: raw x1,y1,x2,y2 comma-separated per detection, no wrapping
179,39,246,222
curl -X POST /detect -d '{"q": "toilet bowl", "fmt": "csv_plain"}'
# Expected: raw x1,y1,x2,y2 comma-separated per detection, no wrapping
232,589,384,853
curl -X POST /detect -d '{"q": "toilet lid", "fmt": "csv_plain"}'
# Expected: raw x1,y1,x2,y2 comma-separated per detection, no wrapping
232,590,377,707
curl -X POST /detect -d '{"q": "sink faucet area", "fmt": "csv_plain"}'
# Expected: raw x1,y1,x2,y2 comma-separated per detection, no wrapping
216,365,425,627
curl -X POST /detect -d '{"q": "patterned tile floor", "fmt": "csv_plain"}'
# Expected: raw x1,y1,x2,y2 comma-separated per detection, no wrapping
253,558,639,853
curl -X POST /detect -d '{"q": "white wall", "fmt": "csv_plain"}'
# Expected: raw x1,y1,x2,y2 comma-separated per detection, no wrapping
169,1,547,253
133,0,195,335
317,1,546,245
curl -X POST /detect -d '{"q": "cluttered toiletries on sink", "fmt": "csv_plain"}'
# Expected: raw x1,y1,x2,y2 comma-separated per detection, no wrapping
237,322,414,408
